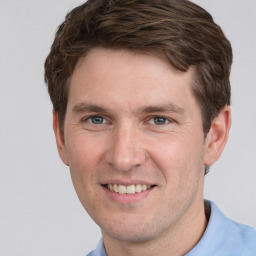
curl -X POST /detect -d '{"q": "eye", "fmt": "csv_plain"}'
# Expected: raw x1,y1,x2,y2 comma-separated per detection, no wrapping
148,116,170,125
87,116,106,124
80,115,111,131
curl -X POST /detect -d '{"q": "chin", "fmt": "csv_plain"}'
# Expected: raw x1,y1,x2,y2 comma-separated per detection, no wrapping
100,215,168,243
104,228,156,242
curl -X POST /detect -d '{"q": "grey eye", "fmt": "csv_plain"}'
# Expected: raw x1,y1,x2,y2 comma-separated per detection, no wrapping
151,117,168,125
90,116,105,124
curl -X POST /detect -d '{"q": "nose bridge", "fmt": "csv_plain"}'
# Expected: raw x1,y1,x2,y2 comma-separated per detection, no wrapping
106,121,146,171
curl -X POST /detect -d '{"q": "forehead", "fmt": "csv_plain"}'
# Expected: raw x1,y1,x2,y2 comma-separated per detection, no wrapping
68,47,197,112
74,47,191,80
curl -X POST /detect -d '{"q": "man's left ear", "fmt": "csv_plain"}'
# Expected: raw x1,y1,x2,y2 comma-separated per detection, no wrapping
204,105,231,166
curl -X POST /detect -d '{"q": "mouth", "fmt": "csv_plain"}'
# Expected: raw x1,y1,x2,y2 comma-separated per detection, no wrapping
102,184,156,194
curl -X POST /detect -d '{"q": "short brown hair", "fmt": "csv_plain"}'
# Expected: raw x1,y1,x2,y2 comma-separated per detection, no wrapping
45,0,232,135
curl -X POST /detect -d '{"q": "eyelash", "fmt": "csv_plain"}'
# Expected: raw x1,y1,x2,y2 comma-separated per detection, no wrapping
147,116,171,125
82,115,108,125
81,115,172,126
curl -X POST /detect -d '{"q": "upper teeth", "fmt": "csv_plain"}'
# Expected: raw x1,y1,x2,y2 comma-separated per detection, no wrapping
107,184,152,194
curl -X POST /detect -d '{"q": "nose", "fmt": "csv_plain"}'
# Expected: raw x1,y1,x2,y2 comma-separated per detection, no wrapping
104,123,147,172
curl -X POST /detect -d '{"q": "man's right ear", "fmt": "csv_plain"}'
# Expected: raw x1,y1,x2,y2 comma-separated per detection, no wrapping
52,110,69,166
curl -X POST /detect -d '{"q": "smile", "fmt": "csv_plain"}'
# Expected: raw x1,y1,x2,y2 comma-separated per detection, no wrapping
104,184,155,194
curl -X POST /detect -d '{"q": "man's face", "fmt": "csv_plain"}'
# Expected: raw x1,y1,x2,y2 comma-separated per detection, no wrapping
56,48,210,242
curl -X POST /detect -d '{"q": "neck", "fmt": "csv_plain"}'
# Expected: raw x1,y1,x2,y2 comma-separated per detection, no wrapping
102,199,208,256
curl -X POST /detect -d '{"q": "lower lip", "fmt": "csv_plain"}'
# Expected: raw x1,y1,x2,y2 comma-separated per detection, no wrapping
102,186,155,204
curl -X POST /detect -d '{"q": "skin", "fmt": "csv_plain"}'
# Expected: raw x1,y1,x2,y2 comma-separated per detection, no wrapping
53,48,231,256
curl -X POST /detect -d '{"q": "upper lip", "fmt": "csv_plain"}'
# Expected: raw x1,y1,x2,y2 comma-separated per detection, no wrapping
101,179,155,186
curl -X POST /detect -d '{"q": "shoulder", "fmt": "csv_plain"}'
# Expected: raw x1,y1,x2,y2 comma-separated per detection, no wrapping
187,201,256,256
210,201,256,255
228,219,256,253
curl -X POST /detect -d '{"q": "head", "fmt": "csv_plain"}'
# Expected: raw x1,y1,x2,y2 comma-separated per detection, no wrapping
45,0,232,249
45,0,232,137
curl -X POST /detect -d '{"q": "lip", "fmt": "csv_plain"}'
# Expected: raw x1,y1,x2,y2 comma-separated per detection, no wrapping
101,182,156,204
101,179,154,186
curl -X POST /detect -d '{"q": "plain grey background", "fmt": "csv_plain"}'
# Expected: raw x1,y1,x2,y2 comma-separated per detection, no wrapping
0,0,255,255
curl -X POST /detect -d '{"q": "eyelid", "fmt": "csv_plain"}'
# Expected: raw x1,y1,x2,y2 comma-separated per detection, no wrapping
80,114,174,125
81,115,108,123
146,115,173,124
91,116,106,124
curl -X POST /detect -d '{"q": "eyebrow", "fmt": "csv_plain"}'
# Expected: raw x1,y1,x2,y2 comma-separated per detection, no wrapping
138,104,185,115
72,102,185,115
72,103,110,114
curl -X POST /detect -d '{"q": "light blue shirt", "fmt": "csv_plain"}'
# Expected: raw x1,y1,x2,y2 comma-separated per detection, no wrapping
87,201,256,256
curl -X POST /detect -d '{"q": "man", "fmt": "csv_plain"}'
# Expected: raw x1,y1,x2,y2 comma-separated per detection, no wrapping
44,0,256,255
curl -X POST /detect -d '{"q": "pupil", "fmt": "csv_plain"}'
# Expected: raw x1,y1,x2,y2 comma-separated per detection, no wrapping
154,117,166,125
92,116,103,124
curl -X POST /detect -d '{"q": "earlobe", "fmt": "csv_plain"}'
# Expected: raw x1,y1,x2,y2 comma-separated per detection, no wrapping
52,110,69,166
204,105,232,166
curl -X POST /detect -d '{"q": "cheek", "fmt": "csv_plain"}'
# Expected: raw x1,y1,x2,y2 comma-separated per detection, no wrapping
65,135,103,201
151,139,205,214
67,141,102,219
150,135,205,184
66,133,103,171
151,137,192,168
